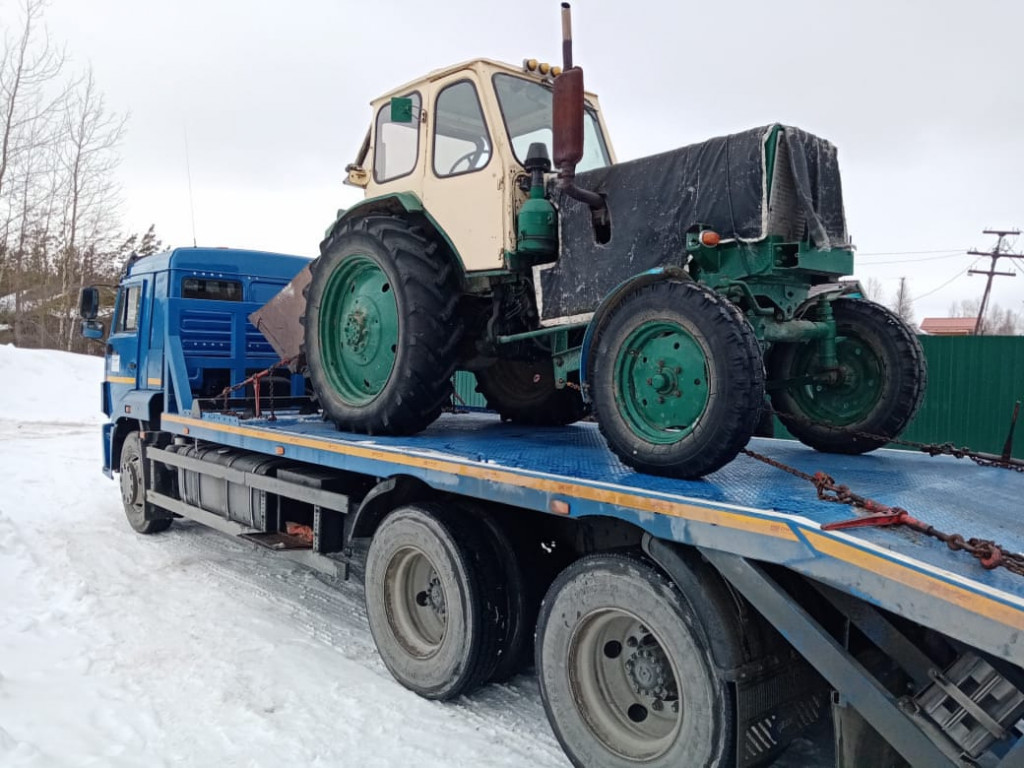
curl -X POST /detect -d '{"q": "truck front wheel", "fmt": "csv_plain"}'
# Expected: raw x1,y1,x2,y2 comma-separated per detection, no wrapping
364,504,505,700
536,554,734,767
119,432,172,535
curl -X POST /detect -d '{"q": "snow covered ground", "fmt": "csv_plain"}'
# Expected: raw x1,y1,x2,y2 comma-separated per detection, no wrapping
0,345,827,767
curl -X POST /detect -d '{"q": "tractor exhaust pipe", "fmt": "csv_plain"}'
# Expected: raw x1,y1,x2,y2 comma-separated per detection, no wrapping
561,2,573,70
553,3,604,212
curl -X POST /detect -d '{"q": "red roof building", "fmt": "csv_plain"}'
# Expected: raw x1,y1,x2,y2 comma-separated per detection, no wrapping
919,317,978,336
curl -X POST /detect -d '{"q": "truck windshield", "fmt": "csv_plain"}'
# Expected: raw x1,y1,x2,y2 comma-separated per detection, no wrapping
492,73,610,174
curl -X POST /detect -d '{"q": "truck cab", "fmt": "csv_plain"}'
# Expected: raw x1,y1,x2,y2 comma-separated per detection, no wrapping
81,247,311,477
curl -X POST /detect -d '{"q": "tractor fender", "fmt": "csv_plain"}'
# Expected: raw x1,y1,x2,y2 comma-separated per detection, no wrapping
579,266,690,393
321,192,467,281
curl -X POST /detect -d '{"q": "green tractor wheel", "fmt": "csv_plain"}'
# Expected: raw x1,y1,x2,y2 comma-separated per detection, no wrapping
304,215,462,435
590,280,765,479
475,358,588,426
768,297,926,453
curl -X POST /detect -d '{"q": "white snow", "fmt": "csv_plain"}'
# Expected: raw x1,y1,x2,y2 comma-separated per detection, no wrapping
0,345,826,767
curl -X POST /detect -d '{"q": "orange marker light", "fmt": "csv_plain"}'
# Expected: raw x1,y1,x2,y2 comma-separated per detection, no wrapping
539,62,551,75
549,499,571,515
699,230,721,247
524,58,539,71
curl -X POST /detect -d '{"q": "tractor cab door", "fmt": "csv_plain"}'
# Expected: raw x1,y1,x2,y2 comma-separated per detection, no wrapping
419,74,508,272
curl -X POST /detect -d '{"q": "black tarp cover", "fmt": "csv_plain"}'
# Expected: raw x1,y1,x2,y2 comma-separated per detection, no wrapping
536,124,848,322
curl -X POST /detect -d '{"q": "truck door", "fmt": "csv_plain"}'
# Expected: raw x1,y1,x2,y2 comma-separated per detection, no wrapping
106,279,145,407
420,75,507,272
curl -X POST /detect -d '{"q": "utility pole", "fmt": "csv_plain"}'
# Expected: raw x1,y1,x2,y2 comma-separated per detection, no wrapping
968,229,1019,335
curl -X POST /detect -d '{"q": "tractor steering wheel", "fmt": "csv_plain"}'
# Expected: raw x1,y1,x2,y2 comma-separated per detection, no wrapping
447,149,485,175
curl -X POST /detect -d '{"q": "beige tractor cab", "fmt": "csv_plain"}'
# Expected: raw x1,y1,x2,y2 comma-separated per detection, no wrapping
258,5,925,481
342,58,614,273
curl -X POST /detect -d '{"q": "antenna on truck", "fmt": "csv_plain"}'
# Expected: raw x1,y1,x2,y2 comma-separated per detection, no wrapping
184,125,198,248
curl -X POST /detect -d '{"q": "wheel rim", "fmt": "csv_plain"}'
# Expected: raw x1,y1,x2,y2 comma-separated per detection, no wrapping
569,609,682,761
785,333,884,426
383,546,448,658
613,321,710,443
318,253,399,405
120,455,141,507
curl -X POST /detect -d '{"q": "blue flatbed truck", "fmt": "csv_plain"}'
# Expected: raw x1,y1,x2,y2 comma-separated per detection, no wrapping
82,247,1024,768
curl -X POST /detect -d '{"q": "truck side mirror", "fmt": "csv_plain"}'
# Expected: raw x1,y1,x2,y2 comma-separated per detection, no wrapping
81,320,104,340
79,286,99,320
390,96,414,124
552,68,585,176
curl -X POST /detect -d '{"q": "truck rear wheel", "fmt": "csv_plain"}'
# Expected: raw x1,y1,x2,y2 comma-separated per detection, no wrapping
119,431,172,535
305,215,462,435
590,280,764,478
536,554,734,768
364,503,504,700
767,297,927,453
475,359,588,426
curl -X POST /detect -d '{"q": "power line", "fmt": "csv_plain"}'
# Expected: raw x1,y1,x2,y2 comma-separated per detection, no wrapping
910,261,980,304
857,247,969,257
858,251,964,266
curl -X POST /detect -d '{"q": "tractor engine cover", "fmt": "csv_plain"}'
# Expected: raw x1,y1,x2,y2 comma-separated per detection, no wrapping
536,124,848,322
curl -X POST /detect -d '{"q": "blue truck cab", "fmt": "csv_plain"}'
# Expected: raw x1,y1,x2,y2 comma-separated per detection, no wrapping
94,247,310,477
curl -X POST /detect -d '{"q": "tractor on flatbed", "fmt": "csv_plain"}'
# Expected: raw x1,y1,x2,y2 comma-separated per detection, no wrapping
254,3,926,480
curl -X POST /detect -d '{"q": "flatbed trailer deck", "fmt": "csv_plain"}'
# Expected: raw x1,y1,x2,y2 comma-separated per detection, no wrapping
158,410,1024,673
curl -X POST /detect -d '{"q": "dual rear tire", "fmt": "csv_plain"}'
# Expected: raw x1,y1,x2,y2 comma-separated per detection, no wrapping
363,503,530,699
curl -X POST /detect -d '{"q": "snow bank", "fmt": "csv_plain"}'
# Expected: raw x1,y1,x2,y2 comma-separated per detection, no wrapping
0,344,104,424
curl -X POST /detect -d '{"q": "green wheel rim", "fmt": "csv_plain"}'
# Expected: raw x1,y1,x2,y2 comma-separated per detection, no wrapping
318,253,399,405
786,334,883,426
613,321,710,444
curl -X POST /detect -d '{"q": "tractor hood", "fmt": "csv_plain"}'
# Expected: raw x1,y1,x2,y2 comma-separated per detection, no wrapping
537,125,848,322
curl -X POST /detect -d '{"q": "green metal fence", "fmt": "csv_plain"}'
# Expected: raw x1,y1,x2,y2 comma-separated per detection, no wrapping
900,336,1024,459
454,336,1024,459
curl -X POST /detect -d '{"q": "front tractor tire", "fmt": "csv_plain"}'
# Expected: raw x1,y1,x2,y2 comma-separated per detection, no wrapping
304,215,462,436
768,297,927,454
475,358,588,426
590,280,765,479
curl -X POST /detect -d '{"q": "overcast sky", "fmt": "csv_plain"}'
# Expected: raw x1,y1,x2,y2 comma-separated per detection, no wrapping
15,0,1024,319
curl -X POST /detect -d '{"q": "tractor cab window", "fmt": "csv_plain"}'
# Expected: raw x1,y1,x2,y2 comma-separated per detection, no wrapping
433,80,492,177
373,91,422,183
114,284,141,333
492,73,610,174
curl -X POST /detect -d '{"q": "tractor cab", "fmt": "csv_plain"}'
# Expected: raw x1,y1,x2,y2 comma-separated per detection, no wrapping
341,59,614,273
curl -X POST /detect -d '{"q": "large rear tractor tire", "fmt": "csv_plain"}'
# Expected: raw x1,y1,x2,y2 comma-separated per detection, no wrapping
536,554,735,768
590,280,765,479
119,431,172,535
767,297,926,453
363,504,507,700
475,359,588,426
304,215,462,435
